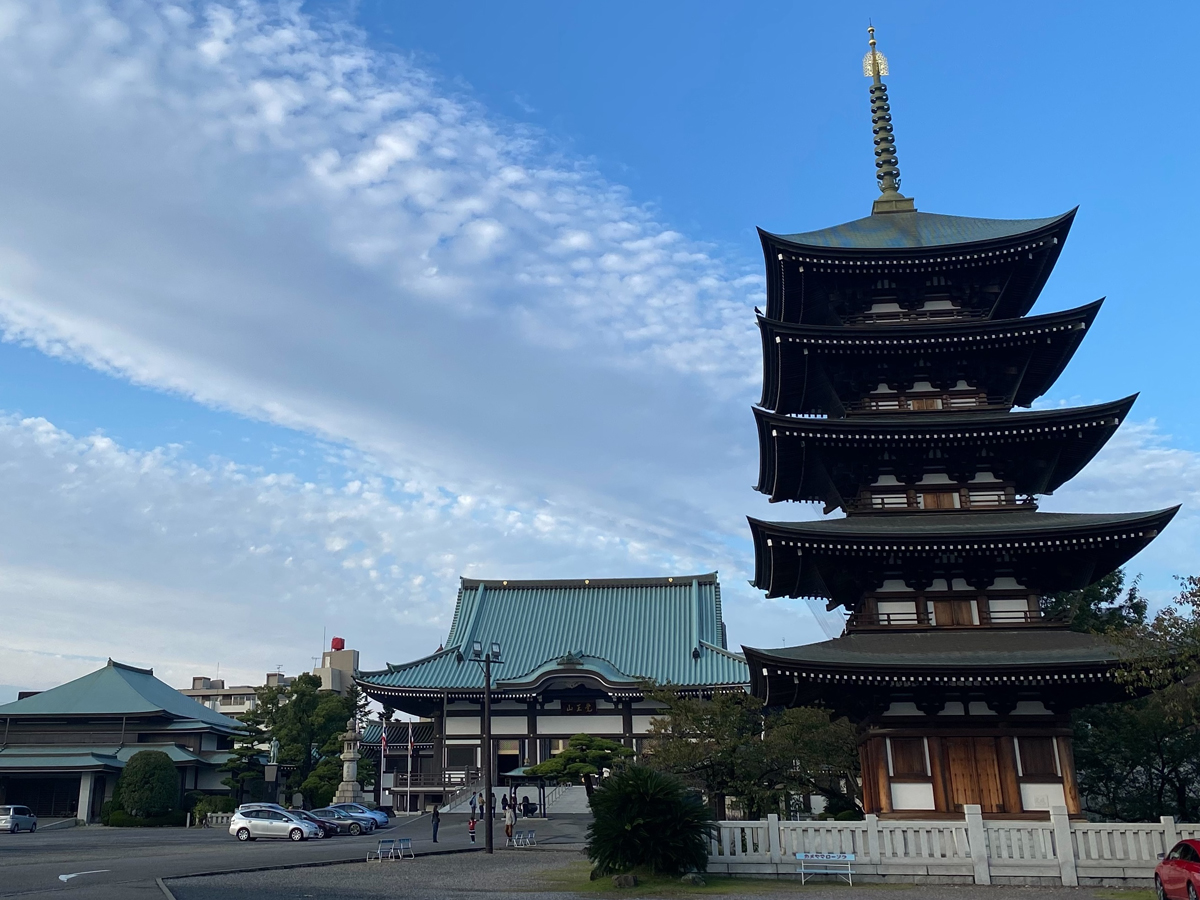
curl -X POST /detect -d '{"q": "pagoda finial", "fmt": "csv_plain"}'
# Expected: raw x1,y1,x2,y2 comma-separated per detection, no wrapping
863,26,915,214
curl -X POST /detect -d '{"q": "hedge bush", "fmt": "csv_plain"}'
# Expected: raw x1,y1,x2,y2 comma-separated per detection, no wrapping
107,809,187,828
117,750,179,817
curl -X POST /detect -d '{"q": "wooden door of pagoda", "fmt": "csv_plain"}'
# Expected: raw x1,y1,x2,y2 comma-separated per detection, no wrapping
944,737,1004,813
931,599,975,627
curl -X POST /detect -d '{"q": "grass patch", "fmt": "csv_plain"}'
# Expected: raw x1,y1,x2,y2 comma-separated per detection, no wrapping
537,861,910,896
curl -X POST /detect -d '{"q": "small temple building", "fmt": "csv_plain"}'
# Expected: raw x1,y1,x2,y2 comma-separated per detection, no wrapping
0,660,241,821
742,29,1178,818
357,574,748,812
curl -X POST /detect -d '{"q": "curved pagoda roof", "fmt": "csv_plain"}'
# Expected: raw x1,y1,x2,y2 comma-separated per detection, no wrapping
357,574,748,708
764,210,1075,251
753,395,1135,506
758,300,1101,415
742,629,1132,716
748,507,1179,605
759,209,1076,325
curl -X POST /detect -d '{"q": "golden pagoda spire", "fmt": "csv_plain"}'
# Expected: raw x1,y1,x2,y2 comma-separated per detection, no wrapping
863,26,915,214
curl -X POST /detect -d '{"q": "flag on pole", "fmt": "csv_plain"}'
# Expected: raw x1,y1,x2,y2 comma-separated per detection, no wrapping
408,720,415,756
381,724,388,756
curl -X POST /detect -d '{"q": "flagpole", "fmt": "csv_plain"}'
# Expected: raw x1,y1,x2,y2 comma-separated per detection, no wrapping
408,718,413,814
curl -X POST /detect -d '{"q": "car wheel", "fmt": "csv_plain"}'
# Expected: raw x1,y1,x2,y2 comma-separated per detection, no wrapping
289,828,304,842
8,823,17,834
349,822,362,836
29,824,35,833
236,827,251,842
1188,881,1197,900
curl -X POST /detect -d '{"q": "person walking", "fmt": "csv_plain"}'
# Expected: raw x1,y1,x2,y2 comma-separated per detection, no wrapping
504,804,515,845
468,817,476,844
431,807,440,843
469,792,477,821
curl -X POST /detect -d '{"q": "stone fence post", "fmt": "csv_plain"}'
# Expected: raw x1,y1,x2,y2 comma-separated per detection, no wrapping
964,804,991,885
766,814,781,864
865,813,881,865
1050,805,1078,887
1162,815,1179,849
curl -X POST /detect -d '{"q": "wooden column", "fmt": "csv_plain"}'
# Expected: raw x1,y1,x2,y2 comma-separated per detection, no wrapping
865,736,892,814
1057,735,1082,815
859,741,878,814
997,734,1023,814
927,736,951,812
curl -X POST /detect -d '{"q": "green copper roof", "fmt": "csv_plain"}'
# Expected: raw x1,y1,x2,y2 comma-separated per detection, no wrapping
359,574,748,694
764,209,1074,250
0,660,243,732
0,742,228,771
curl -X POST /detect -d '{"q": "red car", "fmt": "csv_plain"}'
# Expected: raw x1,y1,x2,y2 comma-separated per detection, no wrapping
1157,840,1200,900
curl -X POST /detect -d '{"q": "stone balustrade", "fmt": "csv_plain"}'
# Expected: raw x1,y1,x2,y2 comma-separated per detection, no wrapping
708,806,1181,886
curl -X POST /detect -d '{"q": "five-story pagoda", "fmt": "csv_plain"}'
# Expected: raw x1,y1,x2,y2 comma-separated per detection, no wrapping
743,29,1178,819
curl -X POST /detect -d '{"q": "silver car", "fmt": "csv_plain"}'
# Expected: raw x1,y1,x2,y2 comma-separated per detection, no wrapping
228,808,319,842
0,806,36,833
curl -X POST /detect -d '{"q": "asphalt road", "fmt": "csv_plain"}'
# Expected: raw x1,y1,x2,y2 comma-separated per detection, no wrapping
0,813,484,899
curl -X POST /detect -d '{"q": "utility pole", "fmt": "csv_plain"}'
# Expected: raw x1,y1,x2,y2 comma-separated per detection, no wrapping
469,640,502,854
483,651,493,853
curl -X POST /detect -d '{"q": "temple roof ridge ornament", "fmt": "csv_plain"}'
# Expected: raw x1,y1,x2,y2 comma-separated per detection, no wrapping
865,26,916,215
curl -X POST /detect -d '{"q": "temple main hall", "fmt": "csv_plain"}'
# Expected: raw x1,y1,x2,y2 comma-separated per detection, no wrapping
742,29,1178,818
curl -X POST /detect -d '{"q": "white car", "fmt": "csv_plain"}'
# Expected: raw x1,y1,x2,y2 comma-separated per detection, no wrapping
229,808,319,842
0,806,36,833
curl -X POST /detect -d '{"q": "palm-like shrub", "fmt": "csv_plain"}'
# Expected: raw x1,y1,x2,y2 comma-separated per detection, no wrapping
587,764,715,876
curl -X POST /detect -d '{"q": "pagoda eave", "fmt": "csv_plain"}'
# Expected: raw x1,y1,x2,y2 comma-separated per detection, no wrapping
748,507,1180,603
758,210,1076,324
753,396,1136,505
758,300,1101,414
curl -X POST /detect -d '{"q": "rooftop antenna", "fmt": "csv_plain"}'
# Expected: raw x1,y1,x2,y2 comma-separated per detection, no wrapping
863,25,915,214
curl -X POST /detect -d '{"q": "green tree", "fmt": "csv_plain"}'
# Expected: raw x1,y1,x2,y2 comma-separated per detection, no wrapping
1074,695,1200,821
1043,569,1147,633
587,765,715,876
221,674,375,807
526,733,633,797
1060,570,1200,821
642,689,858,820
118,750,179,817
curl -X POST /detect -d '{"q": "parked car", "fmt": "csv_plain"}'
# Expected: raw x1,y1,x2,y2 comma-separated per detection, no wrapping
228,808,320,842
0,806,36,834
310,807,375,836
1158,841,1200,900
236,802,288,813
289,809,338,838
330,802,389,828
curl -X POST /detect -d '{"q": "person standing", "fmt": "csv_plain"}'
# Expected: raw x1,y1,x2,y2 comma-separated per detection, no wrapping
468,817,476,844
469,792,477,821
431,806,440,843
504,804,515,844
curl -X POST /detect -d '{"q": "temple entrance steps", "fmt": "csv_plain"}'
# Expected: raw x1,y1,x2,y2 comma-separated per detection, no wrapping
438,781,484,814
545,785,591,814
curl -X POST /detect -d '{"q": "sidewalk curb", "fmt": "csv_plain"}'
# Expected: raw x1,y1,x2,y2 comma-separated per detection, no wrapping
157,845,481,896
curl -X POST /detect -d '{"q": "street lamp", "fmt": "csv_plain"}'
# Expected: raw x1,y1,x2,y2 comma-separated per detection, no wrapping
469,640,502,853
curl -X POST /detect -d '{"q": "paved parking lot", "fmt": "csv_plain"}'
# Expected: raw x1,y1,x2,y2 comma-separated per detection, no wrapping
0,813,460,899
0,813,585,899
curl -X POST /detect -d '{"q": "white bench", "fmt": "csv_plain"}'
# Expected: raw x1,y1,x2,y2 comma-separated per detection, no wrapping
795,852,855,885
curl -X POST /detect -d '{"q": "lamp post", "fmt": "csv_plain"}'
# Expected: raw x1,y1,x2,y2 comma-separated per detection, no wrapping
470,640,502,853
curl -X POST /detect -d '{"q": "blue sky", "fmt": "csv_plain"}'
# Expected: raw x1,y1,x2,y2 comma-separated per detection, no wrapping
0,1,1193,699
